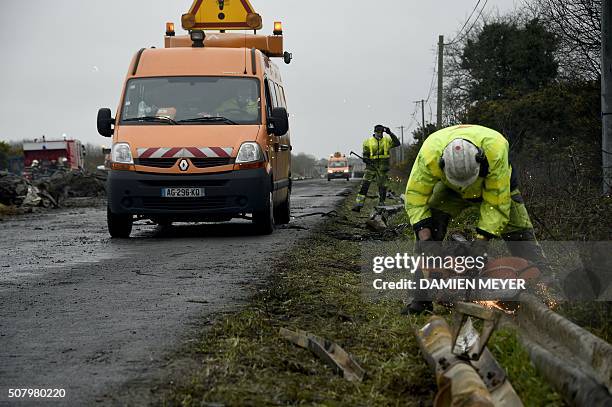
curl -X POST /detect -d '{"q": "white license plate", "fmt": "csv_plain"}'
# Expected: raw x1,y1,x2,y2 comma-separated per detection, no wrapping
161,187,205,198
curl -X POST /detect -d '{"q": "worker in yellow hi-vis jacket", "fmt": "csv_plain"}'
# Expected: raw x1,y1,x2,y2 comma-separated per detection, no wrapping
403,124,547,314
352,125,401,212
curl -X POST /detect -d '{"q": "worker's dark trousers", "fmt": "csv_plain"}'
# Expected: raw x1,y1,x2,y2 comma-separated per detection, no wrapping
355,161,390,207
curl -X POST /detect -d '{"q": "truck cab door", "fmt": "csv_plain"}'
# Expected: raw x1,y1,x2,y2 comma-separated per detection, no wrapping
265,79,282,189
264,79,278,185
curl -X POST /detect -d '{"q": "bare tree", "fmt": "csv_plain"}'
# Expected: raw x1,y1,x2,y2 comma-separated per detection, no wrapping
526,0,601,81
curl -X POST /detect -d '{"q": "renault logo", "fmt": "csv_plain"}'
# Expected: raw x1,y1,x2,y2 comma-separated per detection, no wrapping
178,159,189,171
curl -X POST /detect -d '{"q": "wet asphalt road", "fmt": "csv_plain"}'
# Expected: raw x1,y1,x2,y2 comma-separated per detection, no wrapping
0,178,356,406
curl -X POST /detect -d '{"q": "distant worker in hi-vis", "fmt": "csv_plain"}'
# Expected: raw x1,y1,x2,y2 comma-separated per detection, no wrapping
403,124,548,314
352,125,401,212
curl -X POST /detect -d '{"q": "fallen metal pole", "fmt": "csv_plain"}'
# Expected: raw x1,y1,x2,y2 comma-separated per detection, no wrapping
279,327,365,382
516,294,612,390
514,293,612,405
416,316,523,407
518,335,612,406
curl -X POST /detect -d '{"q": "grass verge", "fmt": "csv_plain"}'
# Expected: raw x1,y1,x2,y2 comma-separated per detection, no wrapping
166,185,564,406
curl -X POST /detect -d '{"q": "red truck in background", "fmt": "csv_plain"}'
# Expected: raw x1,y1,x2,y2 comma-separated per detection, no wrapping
22,137,85,180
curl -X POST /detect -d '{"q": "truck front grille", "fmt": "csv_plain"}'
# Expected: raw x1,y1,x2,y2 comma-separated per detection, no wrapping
135,158,233,169
135,158,176,168
141,197,230,211
191,158,234,168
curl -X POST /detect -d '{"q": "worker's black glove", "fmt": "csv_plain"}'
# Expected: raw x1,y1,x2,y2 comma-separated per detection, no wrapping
384,127,392,134
363,158,374,166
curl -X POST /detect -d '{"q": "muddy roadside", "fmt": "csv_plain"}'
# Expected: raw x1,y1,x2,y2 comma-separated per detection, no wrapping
0,179,354,406
141,185,563,406
129,189,438,406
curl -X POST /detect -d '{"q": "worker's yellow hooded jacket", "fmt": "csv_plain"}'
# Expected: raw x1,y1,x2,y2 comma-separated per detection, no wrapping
405,125,512,237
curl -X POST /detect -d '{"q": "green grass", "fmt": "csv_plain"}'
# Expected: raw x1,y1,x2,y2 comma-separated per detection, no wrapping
489,328,564,406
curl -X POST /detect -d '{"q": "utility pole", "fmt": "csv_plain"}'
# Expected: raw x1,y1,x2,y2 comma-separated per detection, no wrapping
415,99,426,130
437,35,444,129
421,99,425,131
414,99,427,140
603,0,612,194
397,125,405,162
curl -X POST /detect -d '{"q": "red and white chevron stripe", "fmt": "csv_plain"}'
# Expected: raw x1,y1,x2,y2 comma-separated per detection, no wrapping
136,147,233,159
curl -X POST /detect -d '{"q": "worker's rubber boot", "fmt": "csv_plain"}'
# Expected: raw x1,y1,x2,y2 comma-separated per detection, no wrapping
400,268,433,315
378,187,387,206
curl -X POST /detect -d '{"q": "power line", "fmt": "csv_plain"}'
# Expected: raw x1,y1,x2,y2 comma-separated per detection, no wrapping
425,50,438,104
405,104,419,133
445,0,489,46
445,0,482,45
446,0,489,46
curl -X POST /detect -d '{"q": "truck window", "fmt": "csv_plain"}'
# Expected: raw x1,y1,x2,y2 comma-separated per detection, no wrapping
264,79,273,117
273,83,283,108
268,81,279,108
277,85,287,108
121,76,261,125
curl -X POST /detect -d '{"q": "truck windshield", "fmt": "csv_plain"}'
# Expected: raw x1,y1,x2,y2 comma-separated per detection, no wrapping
120,77,261,125
329,161,348,168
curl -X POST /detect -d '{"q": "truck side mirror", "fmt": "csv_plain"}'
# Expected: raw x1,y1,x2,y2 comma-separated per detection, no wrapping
269,107,289,136
97,108,115,137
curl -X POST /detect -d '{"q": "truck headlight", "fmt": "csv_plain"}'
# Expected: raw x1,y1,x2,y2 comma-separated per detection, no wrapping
112,143,134,164
235,142,263,164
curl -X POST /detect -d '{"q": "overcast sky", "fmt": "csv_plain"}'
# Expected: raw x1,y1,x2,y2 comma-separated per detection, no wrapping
0,0,520,158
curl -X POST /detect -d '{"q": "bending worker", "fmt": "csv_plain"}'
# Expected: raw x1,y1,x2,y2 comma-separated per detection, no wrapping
404,124,547,314
352,125,401,212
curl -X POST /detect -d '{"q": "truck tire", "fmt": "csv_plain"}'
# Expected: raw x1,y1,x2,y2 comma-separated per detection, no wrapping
253,191,274,235
157,219,172,227
274,190,291,225
107,207,133,238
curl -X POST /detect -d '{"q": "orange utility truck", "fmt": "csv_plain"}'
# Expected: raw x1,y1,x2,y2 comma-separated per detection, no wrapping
97,1,293,237
327,152,350,181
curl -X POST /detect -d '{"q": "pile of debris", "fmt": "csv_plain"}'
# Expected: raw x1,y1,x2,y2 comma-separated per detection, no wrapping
0,170,105,213
35,171,106,203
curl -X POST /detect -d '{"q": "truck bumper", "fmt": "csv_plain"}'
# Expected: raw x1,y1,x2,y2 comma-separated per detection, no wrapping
328,172,350,179
107,169,269,220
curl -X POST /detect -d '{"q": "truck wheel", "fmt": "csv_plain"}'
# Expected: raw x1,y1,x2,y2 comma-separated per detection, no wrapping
274,190,291,225
107,207,133,238
157,219,172,227
253,191,274,235
327,177,331,181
